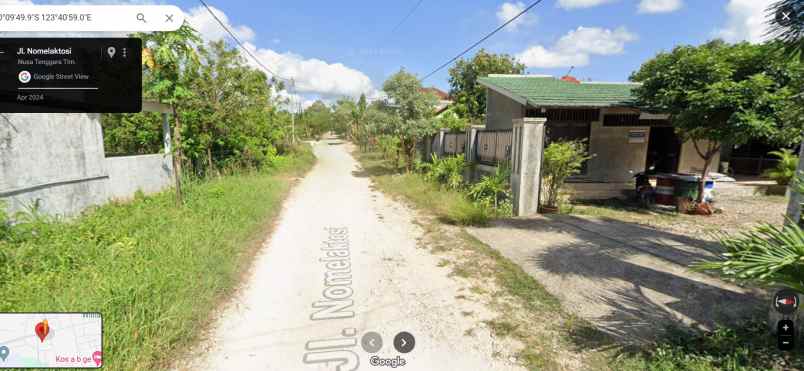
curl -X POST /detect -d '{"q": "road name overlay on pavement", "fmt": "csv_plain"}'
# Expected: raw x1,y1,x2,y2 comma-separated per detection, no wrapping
303,226,360,370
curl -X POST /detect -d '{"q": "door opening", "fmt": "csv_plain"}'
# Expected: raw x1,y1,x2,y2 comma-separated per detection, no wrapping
646,127,681,173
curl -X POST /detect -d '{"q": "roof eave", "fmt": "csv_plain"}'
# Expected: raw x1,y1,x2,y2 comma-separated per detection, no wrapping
478,79,528,106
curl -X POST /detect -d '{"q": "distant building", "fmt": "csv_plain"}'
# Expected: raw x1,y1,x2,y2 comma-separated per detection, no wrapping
420,87,452,115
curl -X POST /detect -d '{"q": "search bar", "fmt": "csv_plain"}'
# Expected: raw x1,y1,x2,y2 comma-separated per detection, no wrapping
0,5,185,32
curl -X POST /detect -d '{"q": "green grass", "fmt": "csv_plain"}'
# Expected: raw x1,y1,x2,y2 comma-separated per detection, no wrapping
615,320,804,371
0,145,315,370
355,151,488,226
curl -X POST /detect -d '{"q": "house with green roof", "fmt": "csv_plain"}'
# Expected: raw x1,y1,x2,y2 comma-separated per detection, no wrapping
477,74,719,199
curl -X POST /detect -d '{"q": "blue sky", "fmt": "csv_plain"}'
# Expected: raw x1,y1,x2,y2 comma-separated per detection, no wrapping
12,0,775,106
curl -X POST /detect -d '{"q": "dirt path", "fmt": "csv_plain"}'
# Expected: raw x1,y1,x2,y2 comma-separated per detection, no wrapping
177,139,522,371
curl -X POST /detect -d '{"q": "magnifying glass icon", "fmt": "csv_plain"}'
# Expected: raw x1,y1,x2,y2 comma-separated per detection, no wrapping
136,13,146,23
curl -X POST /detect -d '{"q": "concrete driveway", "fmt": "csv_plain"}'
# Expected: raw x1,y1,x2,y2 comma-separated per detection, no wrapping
467,214,766,344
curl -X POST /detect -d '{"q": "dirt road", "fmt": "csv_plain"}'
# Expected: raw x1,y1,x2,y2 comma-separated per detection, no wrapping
179,139,522,371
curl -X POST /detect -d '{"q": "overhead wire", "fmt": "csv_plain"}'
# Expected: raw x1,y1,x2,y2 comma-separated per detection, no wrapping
420,0,544,82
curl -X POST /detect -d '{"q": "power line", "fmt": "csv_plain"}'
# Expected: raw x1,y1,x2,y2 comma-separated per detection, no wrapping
420,0,544,82
197,0,290,82
387,0,424,37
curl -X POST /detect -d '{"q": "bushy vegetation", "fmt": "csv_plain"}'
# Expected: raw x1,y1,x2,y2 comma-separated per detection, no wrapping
104,31,303,178
360,152,488,225
416,155,513,218
0,146,314,370
468,164,513,215
617,320,804,370
424,154,466,190
763,148,799,185
541,140,591,209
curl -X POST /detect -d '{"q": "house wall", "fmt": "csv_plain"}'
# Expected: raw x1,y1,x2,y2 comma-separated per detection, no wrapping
582,107,650,183
485,89,524,131
678,140,721,174
1,113,173,217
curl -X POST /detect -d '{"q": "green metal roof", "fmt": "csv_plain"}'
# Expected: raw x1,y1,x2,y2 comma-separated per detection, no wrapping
478,75,638,108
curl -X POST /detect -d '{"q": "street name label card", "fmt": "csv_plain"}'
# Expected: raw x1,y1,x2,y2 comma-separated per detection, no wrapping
0,313,102,368
0,38,141,112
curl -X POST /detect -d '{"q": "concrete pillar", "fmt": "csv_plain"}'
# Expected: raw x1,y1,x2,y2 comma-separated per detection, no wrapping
162,113,172,154
510,117,547,216
465,125,483,164
436,129,448,157
161,112,175,177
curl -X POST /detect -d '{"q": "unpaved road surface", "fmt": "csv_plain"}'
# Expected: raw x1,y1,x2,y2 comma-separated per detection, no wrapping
178,139,522,371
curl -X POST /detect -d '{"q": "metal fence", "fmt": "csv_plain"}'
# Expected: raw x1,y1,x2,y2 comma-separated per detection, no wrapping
443,133,466,155
476,130,512,165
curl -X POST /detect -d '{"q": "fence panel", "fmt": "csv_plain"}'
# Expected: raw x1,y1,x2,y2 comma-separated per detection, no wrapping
443,133,466,155
476,130,512,165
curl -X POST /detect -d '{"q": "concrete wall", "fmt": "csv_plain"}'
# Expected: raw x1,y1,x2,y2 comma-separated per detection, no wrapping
0,113,173,217
582,108,650,183
678,140,721,174
485,89,524,131
1,113,110,216
106,154,173,201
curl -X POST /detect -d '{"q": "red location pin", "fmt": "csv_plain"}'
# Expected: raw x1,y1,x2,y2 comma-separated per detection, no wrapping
35,320,49,342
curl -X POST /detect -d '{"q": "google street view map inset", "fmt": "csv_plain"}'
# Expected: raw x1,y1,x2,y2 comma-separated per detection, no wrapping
0,313,102,368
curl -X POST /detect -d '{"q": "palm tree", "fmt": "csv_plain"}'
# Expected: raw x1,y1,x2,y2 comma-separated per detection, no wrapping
767,0,804,60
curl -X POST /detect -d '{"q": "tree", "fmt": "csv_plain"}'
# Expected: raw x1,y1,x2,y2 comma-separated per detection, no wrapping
382,69,438,171
300,101,332,140
767,0,804,61
631,41,803,203
435,109,469,132
351,94,368,140
448,49,525,121
138,24,201,205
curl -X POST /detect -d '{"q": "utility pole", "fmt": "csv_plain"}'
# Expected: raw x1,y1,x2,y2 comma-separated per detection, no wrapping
290,78,297,145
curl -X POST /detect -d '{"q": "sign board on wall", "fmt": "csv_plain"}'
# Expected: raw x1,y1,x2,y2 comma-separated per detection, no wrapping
628,129,648,144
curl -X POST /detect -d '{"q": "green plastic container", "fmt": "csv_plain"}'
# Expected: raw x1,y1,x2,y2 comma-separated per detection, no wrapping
674,178,699,200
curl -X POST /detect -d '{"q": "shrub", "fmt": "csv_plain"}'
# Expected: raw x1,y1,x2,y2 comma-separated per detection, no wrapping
694,221,804,291
0,201,11,241
436,110,469,132
468,164,512,213
377,135,400,160
541,140,591,208
426,154,466,190
763,149,799,185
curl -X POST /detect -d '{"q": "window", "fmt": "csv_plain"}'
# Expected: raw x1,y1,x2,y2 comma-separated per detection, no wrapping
546,121,591,175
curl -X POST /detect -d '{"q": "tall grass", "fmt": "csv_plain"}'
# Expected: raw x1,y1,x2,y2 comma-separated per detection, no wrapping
0,145,314,370
357,152,488,225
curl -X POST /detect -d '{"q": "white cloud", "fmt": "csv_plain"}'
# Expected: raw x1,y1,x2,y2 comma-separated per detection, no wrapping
496,2,537,31
516,26,637,68
715,0,774,43
184,6,377,100
186,6,256,43
557,0,617,10
638,0,682,14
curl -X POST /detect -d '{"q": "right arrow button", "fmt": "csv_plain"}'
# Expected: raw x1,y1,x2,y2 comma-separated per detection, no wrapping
393,331,415,353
